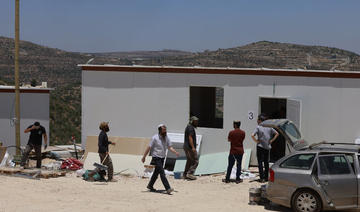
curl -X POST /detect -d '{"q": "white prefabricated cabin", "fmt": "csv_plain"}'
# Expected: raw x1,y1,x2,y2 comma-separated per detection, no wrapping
80,65,360,164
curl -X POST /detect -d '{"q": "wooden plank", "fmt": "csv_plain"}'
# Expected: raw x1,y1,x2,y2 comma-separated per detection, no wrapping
0,167,22,174
0,167,66,179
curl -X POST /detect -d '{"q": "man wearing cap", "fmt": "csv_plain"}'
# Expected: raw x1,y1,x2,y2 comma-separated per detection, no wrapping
20,121,47,168
142,124,179,194
223,121,245,184
183,116,199,180
251,114,279,183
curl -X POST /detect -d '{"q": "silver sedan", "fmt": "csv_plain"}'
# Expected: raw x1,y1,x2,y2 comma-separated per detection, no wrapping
266,144,359,212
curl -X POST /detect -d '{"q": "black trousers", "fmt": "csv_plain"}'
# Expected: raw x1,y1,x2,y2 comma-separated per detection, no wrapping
225,154,243,181
148,157,170,190
257,146,270,180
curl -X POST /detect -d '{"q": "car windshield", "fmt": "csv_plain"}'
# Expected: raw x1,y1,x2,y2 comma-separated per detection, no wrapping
280,121,301,143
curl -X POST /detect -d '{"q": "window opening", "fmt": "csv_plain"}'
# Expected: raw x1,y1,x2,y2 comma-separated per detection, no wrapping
190,86,223,128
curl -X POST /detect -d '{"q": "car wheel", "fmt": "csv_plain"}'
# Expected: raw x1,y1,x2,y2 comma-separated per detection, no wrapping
292,189,322,212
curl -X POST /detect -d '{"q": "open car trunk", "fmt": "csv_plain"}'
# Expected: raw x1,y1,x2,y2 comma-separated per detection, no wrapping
261,119,308,161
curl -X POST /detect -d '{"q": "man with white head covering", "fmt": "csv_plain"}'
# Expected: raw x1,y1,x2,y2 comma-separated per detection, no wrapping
142,124,179,194
183,116,199,180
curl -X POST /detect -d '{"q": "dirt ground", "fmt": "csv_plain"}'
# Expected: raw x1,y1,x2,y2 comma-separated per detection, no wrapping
1,170,359,212
0,170,288,212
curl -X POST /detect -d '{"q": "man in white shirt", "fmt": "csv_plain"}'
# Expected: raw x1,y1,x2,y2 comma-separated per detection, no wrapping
142,124,179,194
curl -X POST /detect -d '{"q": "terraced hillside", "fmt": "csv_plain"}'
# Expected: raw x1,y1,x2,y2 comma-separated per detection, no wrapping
99,41,360,71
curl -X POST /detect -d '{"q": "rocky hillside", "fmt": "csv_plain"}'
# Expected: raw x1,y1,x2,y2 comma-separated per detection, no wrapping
1,36,360,145
0,36,91,144
95,41,360,71
93,49,191,59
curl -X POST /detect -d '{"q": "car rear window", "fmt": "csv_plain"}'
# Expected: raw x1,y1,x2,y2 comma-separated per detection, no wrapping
280,154,316,170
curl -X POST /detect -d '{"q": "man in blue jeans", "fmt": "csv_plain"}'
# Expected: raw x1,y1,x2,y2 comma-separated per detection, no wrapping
224,121,245,184
142,124,179,194
251,114,279,183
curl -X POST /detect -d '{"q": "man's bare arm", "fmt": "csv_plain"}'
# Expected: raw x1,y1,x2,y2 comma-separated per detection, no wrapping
24,126,35,133
251,134,259,143
141,146,151,163
189,135,196,152
168,146,179,157
270,131,279,144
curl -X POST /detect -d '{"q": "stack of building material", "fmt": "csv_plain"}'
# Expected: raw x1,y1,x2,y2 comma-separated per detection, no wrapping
173,149,251,176
42,145,84,160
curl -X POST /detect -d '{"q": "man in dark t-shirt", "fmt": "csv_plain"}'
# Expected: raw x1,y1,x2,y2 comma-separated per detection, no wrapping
183,116,199,180
98,122,116,182
224,121,245,183
20,121,47,168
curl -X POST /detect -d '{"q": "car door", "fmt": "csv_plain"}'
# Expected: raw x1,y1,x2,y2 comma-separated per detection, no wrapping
317,154,357,208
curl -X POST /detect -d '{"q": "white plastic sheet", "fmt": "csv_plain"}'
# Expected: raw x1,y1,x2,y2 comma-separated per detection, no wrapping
0,151,14,167
230,166,256,180
0,151,8,167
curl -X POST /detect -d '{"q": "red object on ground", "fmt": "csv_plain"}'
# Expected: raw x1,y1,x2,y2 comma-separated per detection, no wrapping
61,158,83,170
269,168,275,182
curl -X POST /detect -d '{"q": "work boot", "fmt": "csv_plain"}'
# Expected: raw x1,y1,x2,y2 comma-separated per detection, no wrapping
182,173,187,180
186,174,197,180
147,185,156,192
235,179,243,184
108,178,118,182
222,179,230,183
166,187,174,194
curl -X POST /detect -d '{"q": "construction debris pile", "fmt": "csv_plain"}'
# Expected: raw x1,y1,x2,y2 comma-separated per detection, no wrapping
0,134,256,181
0,144,84,179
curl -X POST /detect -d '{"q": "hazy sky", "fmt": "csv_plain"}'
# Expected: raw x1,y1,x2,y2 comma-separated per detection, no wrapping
1,0,360,54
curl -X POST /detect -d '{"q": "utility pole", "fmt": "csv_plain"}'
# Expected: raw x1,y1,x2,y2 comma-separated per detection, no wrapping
15,0,21,155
